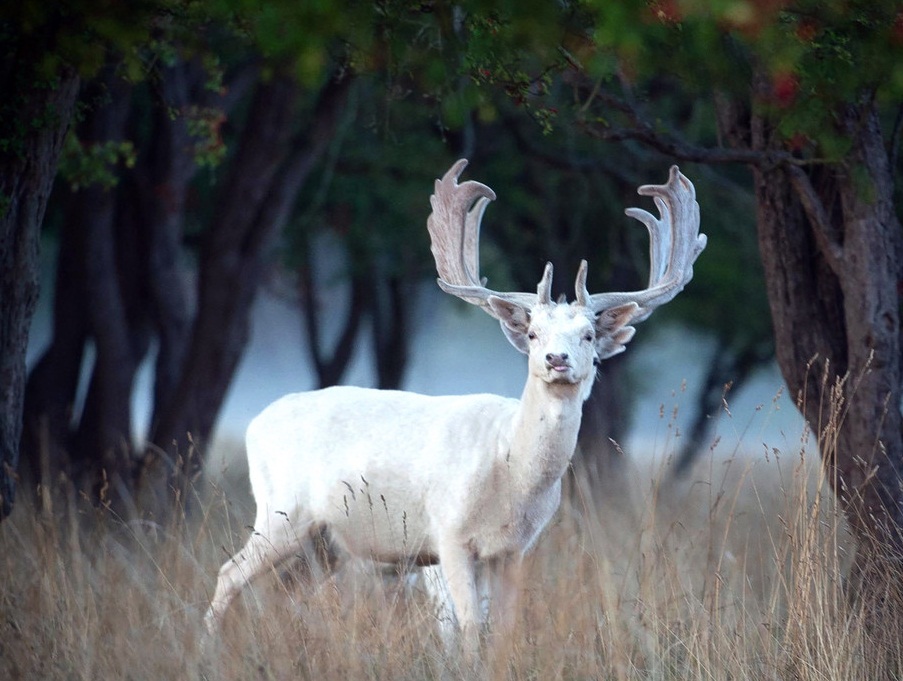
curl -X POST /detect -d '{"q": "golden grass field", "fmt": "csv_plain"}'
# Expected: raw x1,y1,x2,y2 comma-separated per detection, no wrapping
2,405,900,680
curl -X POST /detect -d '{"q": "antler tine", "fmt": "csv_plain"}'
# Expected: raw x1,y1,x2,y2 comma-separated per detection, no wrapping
574,259,589,307
581,165,707,322
427,159,545,317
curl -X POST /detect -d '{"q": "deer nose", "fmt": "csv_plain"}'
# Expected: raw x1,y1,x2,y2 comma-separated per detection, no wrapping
546,352,569,365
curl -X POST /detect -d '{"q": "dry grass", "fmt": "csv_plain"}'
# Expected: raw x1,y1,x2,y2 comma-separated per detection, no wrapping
3,424,901,680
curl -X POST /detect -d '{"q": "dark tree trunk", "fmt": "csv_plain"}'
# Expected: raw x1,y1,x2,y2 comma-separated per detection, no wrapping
68,74,148,504
21,195,90,493
371,274,411,390
300,251,368,389
147,73,302,487
23,59,231,512
22,70,149,512
145,72,353,508
753,100,903,574
0,64,80,519
140,60,206,434
300,247,414,391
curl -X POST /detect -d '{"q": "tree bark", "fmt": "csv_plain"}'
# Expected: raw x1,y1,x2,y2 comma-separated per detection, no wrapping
145,72,353,507
68,73,147,504
22,59,232,512
140,60,206,434
0,65,80,519
22,69,150,512
753,100,903,566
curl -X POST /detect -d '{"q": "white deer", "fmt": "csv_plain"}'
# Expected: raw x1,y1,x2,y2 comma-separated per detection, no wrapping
204,160,706,651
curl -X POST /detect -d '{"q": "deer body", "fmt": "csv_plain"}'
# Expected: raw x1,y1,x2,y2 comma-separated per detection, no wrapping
245,382,575,567
205,160,706,652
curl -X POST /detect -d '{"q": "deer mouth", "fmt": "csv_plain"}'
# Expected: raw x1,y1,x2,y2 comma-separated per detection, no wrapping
545,362,576,383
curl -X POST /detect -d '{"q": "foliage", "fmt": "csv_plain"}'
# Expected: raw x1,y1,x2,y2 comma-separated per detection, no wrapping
58,133,136,190
584,0,903,152
286,78,448,280
448,0,903,164
183,104,227,169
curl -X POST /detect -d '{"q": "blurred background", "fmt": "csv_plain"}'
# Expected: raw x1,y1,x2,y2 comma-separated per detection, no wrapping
7,0,901,522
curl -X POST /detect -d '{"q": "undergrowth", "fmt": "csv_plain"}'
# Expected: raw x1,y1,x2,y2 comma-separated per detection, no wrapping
2,400,900,680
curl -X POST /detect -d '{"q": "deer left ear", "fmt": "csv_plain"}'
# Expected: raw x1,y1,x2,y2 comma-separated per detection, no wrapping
594,302,639,360
488,296,531,354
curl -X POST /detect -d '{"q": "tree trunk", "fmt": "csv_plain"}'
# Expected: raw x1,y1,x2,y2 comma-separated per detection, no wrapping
145,72,353,509
140,60,206,434
0,66,80,519
23,60,227,512
68,73,147,504
371,274,411,390
753,100,903,572
22,70,150,512
300,248,368,389
21,195,90,493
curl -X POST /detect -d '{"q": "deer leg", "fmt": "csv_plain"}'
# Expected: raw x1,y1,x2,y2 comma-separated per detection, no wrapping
487,554,522,639
482,554,523,677
437,539,481,657
204,514,314,634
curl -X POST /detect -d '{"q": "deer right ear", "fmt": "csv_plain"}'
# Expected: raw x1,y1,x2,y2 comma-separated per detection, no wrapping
488,296,531,354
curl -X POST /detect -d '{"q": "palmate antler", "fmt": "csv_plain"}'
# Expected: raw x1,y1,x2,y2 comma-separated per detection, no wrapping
577,164,707,322
427,159,554,317
428,160,705,318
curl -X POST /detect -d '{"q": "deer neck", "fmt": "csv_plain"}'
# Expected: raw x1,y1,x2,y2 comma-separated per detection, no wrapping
505,374,589,492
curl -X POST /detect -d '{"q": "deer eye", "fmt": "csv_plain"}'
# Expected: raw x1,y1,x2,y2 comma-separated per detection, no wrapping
527,331,537,340
583,332,593,342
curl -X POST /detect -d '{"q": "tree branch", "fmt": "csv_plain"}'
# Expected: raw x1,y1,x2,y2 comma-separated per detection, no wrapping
889,101,903,180
500,111,645,186
579,117,785,167
787,165,843,275
574,77,811,169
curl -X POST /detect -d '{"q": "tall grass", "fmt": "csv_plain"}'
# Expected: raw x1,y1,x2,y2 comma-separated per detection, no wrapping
2,410,898,680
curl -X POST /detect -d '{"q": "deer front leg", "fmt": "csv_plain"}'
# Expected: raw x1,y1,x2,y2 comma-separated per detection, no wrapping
437,538,481,658
486,553,523,640
483,553,523,674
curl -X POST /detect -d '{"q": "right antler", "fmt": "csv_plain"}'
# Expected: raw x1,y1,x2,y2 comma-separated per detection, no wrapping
427,159,554,319
576,165,707,323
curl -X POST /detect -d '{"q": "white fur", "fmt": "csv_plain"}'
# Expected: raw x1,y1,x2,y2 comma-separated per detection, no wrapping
204,303,603,650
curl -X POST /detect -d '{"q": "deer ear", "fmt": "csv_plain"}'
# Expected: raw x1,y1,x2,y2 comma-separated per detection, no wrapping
488,296,531,354
594,302,639,360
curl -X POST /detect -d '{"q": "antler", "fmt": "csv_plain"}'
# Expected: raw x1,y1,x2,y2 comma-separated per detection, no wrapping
427,159,553,319
575,165,707,323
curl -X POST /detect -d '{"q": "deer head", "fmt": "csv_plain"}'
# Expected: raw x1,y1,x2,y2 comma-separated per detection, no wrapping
427,159,707,389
